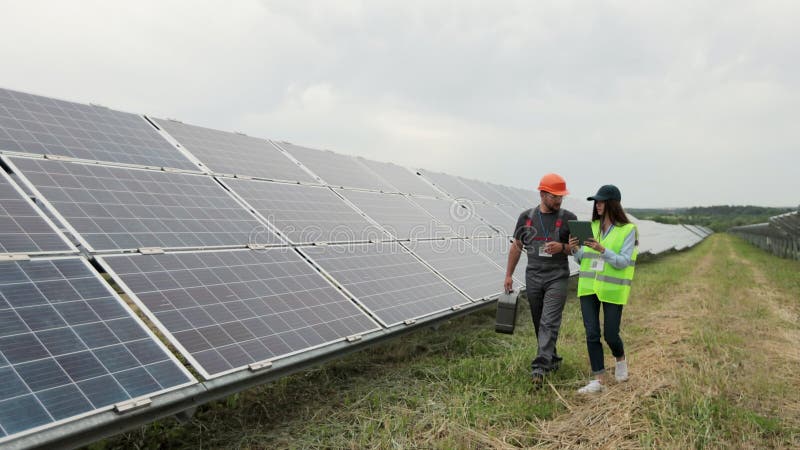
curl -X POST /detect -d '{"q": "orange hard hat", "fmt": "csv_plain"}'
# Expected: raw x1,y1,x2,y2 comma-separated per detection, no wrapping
537,173,569,196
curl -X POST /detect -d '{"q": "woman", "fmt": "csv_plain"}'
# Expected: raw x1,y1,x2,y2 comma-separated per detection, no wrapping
568,184,638,393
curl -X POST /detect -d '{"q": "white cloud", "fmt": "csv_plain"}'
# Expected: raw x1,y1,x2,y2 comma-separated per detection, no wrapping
0,0,797,207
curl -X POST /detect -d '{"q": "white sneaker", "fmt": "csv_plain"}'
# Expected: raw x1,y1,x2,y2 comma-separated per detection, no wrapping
577,379,605,394
615,359,629,382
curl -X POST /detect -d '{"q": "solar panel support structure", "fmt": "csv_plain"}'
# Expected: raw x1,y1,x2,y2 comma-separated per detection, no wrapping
0,253,31,261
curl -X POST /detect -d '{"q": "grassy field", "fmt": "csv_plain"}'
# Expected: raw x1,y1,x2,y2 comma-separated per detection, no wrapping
93,234,800,449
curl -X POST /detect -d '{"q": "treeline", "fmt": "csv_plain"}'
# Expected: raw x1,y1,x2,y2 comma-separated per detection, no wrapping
628,205,797,232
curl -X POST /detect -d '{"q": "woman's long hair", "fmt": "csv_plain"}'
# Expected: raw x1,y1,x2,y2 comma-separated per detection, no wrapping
592,199,630,225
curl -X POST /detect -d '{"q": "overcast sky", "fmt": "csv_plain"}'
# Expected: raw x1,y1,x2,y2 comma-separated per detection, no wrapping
1,0,798,208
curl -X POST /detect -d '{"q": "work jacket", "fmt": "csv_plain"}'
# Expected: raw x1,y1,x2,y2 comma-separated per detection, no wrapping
577,221,638,305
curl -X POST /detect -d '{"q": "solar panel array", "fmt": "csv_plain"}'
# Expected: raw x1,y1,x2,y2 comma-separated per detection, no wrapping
300,242,471,327
152,119,317,183
98,249,380,379
276,142,395,191
0,87,197,171
221,178,383,245
731,210,798,261
6,156,274,252
405,239,506,300
0,86,712,447
337,190,456,241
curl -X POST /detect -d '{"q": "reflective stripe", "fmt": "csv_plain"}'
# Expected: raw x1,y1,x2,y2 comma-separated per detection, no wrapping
596,274,632,286
579,271,596,278
582,253,600,259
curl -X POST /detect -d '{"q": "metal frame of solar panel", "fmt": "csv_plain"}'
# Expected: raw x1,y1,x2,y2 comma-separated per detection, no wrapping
336,189,458,241
275,141,396,192
0,255,195,444
405,196,497,238
403,238,506,301
4,156,277,253
0,169,77,255
0,87,199,172
151,118,319,184
97,248,382,379
220,178,386,245
298,242,473,328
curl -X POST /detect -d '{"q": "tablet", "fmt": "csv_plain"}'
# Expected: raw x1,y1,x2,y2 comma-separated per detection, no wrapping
568,220,594,245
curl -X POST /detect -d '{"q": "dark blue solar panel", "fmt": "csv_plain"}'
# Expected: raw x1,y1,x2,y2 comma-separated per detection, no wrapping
0,257,194,443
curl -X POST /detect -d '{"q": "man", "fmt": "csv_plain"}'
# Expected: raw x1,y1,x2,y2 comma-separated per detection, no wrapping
504,173,577,384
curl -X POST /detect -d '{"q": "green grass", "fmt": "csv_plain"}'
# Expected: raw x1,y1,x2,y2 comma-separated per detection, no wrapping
91,234,800,449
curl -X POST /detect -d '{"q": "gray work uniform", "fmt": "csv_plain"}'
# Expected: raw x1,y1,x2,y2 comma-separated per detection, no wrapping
514,207,577,374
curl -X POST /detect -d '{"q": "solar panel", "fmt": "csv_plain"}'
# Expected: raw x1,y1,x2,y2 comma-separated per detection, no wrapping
0,88,197,171
98,249,381,379
417,169,488,202
483,181,525,206
468,236,526,285
223,178,384,245
337,190,457,241
152,119,317,183
453,178,513,206
405,239,506,300
471,203,518,236
0,256,194,442
300,242,470,327
407,196,496,238
0,170,75,255
356,159,441,197
276,142,395,191
506,187,536,209
6,156,276,252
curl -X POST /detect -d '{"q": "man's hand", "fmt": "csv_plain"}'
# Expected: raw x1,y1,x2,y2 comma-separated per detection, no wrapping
504,276,514,293
544,241,563,255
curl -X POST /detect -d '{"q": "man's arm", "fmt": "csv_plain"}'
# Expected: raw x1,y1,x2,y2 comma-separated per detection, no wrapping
504,239,523,293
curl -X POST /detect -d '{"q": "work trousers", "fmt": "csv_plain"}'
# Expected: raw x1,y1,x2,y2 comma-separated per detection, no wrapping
580,294,625,374
525,274,568,373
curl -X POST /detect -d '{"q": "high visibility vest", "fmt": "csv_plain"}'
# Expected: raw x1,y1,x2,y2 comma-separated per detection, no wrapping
577,221,638,305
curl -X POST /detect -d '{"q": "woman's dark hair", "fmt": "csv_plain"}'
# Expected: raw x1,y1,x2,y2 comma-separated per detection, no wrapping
592,199,630,225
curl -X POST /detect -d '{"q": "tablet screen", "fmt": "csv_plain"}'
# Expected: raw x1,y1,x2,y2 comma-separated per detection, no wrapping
568,220,594,244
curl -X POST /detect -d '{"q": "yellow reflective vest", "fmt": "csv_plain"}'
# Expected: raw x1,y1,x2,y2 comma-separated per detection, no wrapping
577,221,638,305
